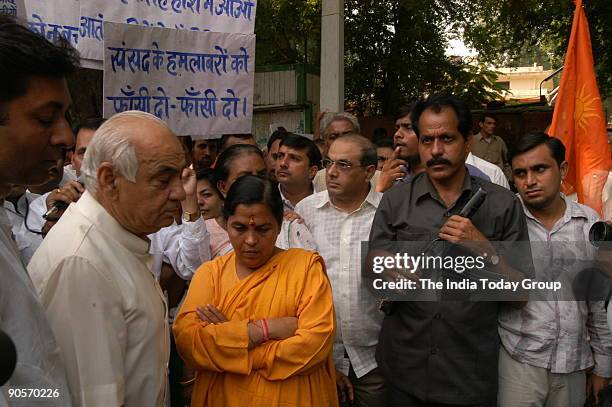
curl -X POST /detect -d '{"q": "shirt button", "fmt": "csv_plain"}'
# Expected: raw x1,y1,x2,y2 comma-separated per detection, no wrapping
430,348,438,355
434,313,442,320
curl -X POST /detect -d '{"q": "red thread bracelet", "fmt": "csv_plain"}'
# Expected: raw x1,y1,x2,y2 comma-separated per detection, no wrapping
261,319,270,342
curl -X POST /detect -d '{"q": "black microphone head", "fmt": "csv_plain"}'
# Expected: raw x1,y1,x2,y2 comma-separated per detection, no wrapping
0,329,17,386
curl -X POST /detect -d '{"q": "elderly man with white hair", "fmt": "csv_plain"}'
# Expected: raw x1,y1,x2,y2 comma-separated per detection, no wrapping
28,111,186,407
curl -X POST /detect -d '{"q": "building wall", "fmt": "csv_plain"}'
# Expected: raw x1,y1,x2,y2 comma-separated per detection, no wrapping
496,66,555,100
254,70,297,107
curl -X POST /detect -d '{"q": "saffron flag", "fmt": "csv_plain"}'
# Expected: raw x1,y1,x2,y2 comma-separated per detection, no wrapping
549,0,610,215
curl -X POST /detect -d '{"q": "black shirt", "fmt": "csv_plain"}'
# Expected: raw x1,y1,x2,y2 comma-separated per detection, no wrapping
369,171,530,405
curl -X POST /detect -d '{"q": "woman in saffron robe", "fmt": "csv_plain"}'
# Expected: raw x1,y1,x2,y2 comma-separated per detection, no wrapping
174,175,338,407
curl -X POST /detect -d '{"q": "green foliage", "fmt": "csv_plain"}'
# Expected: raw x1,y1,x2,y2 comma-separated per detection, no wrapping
255,0,321,65
254,0,611,115
461,0,612,97
343,0,508,115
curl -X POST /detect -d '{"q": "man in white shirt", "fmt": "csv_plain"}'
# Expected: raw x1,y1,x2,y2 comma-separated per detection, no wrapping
314,112,382,192
276,133,321,211
296,135,385,407
31,117,210,280
498,132,612,406
0,15,76,405
28,111,184,406
466,152,510,189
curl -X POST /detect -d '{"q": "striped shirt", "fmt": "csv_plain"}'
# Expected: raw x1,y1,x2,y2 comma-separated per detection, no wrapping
499,194,612,376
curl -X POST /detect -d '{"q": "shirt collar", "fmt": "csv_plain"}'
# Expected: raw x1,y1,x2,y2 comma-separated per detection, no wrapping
314,185,381,211
278,183,294,211
414,170,473,202
519,193,589,226
75,191,151,256
279,182,316,212
477,132,495,143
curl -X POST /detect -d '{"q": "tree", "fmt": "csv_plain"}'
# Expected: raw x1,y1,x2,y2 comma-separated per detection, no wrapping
460,0,612,98
254,0,320,66
255,1,612,116
343,0,505,115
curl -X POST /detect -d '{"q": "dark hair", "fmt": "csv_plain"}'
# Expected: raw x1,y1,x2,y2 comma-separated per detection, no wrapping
279,133,322,169
72,117,106,135
219,133,256,152
178,136,194,154
223,175,284,226
214,144,264,182
372,128,388,143
394,103,416,122
508,132,566,167
411,94,472,140
195,167,224,199
267,129,287,151
479,113,497,123
375,138,394,149
0,16,80,122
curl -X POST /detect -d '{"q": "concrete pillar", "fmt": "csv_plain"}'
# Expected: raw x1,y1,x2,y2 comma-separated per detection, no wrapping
320,0,344,113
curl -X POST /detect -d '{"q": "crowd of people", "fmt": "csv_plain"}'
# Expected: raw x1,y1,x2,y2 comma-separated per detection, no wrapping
2,13,612,407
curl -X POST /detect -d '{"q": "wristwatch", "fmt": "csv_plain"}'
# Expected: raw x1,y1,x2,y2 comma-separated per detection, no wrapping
182,211,200,222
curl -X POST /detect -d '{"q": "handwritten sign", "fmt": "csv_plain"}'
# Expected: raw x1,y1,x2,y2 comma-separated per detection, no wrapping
0,0,25,19
22,0,80,46
103,22,255,136
79,0,256,61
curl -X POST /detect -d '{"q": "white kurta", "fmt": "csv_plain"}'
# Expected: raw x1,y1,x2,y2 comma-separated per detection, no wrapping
28,191,169,407
0,208,71,406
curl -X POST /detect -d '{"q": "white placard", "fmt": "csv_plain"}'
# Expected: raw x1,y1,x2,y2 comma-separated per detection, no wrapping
79,0,256,62
103,22,255,136
0,0,25,20
22,0,80,47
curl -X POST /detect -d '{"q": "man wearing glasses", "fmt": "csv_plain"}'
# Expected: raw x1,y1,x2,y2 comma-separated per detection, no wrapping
296,135,385,407
314,112,382,192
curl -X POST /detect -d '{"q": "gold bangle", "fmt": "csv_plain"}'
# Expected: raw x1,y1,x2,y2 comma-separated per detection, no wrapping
179,377,196,386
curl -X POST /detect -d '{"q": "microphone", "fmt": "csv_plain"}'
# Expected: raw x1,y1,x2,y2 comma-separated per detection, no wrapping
458,187,488,219
378,187,488,315
43,175,84,220
0,329,17,386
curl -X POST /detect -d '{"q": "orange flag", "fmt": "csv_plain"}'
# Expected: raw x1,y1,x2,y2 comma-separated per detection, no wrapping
549,0,610,215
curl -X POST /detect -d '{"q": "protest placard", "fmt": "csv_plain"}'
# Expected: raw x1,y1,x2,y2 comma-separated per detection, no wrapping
0,0,25,20
80,0,256,61
103,21,255,136
21,0,80,47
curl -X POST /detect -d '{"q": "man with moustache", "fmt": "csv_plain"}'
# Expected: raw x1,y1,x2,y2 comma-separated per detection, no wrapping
28,111,183,406
370,94,530,406
0,15,76,405
191,138,219,169
377,105,508,193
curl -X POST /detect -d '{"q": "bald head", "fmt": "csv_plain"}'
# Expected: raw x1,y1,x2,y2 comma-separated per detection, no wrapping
330,134,377,168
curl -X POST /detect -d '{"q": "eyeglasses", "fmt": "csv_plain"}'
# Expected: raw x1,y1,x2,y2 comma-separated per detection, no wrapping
322,158,362,171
